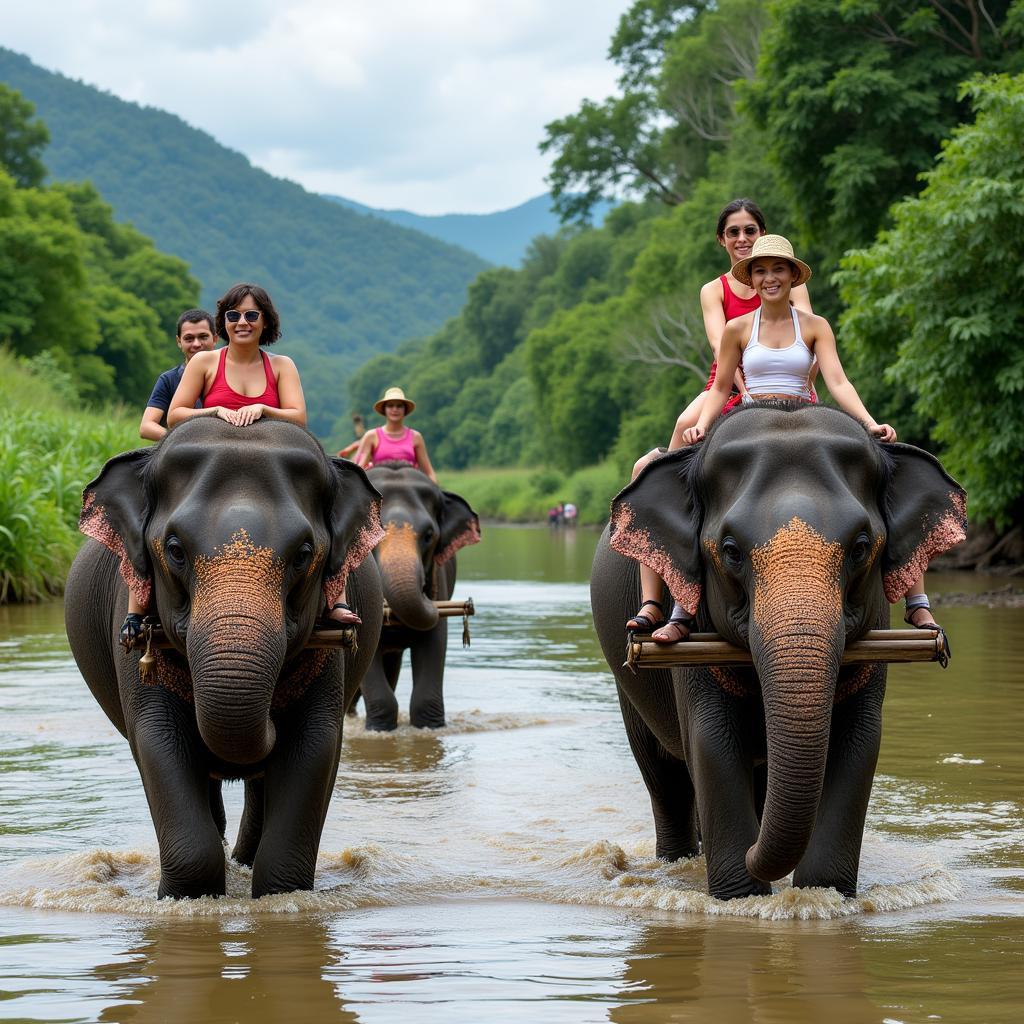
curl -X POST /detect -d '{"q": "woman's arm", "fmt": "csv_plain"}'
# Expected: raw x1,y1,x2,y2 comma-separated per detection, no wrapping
809,315,896,441
139,406,168,441
684,321,745,443
167,353,221,426
699,279,727,361
413,432,438,483
353,430,378,469
791,283,813,314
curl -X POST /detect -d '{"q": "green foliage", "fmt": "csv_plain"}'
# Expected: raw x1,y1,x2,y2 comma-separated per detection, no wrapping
0,348,141,603
744,0,1023,282
0,81,48,188
0,47,488,436
838,72,1024,525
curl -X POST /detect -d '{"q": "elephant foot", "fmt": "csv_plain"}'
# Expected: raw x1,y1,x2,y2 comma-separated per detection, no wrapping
709,875,773,901
410,713,446,730
656,839,700,862
364,717,399,732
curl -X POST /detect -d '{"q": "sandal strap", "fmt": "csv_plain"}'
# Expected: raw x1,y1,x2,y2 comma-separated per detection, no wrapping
638,599,664,613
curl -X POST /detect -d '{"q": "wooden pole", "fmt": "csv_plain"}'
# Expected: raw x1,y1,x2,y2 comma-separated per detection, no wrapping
128,622,356,652
382,598,475,627
625,629,947,672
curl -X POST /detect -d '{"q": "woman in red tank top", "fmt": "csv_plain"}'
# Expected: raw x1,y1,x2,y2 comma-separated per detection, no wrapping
625,200,815,643
168,283,306,430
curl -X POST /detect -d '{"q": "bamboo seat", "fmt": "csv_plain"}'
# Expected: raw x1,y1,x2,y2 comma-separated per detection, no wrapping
382,598,475,646
625,629,949,672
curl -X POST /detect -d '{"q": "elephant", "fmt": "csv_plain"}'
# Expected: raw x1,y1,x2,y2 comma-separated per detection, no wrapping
64,417,385,900
590,403,966,901
359,461,480,731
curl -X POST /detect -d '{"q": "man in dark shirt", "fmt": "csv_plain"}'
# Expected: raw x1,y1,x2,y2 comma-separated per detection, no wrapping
139,308,216,440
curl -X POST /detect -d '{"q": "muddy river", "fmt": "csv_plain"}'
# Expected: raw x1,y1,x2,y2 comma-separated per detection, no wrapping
0,525,1021,1022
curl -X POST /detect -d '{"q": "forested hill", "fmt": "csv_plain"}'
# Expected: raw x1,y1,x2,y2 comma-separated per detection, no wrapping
0,47,487,437
324,193,614,267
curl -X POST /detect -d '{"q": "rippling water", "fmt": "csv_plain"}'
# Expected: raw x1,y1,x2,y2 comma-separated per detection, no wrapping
0,526,1022,1022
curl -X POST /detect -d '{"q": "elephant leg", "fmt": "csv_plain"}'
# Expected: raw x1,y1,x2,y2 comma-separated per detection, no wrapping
252,693,343,897
232,778,265,867
684,681,771,900
383,650,402,690
409,625,447,729
793,683,884,896
130,692,225,899
361,650,400,731
616,680,698,861
209,778,226,839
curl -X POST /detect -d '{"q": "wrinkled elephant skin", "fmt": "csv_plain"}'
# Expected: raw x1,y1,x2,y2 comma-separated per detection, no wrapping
65,418,384,899
361,461,480,731
591,404,966,900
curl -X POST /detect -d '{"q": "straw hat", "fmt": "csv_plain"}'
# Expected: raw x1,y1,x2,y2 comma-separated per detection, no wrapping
374,386,415,415
732,234,812,288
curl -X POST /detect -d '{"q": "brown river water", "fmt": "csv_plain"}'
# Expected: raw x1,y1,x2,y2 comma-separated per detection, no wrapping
0,525,1021,1022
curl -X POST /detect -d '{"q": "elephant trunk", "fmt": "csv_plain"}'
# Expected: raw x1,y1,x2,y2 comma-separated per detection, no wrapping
379,522,439,630
744,517,845,883
186,535,286,765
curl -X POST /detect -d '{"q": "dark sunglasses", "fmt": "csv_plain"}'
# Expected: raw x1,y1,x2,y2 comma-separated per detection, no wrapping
725,225,761,239
225,309,262,323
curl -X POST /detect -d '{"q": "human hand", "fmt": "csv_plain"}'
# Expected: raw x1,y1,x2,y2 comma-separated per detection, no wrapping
682,425,705,445
868,422,897,443
234,404,265,427
214,407,241,425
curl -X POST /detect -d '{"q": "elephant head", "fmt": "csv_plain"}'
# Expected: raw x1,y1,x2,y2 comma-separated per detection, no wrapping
610,403,966,883
79,418,384,765
366,462,480,629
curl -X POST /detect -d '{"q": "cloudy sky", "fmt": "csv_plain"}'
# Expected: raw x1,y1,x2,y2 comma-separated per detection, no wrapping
2,0,630,214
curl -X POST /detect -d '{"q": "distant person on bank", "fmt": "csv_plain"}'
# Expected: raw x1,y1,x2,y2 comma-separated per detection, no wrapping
138,308,216,441
354,387,438,483
120,284,309,645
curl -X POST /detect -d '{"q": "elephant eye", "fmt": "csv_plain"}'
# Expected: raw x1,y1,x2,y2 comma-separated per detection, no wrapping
721,537,744,569
422,526,435,543
850,533,872,566
164,536,186,568
292,543,314,571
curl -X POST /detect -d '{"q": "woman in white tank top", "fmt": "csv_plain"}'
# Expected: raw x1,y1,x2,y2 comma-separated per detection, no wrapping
683,234,940,632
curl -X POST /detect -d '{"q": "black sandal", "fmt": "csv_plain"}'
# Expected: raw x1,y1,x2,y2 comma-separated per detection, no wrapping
330,602,362,626
119,612,145,650
626,599,665,633
652,612,696,645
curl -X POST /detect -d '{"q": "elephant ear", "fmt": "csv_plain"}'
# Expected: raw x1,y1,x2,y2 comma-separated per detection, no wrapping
609,447,704,616
79,448,155,607
323,458,386,608
435,491,481,566
880,442,967,602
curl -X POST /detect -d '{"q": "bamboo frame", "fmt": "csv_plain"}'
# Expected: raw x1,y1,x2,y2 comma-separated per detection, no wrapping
128,622,357,653
625,629,948,672
382,598,475,627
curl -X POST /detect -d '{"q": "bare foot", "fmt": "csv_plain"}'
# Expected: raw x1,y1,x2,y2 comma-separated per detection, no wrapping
329,602,361,626
907,605,940,630
651,617,692,644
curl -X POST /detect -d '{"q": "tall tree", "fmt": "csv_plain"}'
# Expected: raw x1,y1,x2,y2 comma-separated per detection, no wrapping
837,72,1024,526
0,83,48,188
745,0,1023,275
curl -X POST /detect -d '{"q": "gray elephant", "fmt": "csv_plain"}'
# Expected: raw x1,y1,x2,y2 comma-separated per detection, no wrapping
64,418,385,899
591,403,966,900
360,461,480,731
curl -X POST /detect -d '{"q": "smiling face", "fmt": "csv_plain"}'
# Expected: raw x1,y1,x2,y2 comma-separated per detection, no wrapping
176,318,216,363
225,294,263,347
383,401,408,424
719,210,764,268
749,257,795,302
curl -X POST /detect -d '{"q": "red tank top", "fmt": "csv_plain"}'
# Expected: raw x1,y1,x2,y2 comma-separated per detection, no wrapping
720,274,760,320
373,427,418,468
204,347,280,411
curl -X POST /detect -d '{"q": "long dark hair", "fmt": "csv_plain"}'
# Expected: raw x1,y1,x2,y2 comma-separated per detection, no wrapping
215,283,282,345
716,198,767,239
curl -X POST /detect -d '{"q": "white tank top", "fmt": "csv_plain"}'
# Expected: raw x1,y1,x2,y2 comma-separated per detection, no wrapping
742,306,814,398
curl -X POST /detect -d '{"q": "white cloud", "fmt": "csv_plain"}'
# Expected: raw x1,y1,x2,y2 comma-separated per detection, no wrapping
1,0,628,212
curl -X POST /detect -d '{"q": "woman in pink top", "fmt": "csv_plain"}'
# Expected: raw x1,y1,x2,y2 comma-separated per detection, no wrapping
354,387,437,483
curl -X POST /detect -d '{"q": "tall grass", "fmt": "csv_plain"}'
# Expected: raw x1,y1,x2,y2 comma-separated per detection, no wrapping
0,350,141,602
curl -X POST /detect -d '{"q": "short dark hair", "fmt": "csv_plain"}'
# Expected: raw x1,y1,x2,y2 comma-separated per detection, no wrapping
215,283,282,345
716,198,767,239
176,308,215,336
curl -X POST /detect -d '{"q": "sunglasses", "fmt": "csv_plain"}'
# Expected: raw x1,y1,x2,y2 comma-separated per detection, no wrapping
225,309,262,323
725,225,761,239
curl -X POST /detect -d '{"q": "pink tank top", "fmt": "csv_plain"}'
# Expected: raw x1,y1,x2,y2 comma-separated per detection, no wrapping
373,427,418,467
203,347,280,411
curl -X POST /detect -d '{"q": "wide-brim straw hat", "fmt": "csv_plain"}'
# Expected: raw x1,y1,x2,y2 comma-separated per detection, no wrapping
374,386,415,415
732,234,812,288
